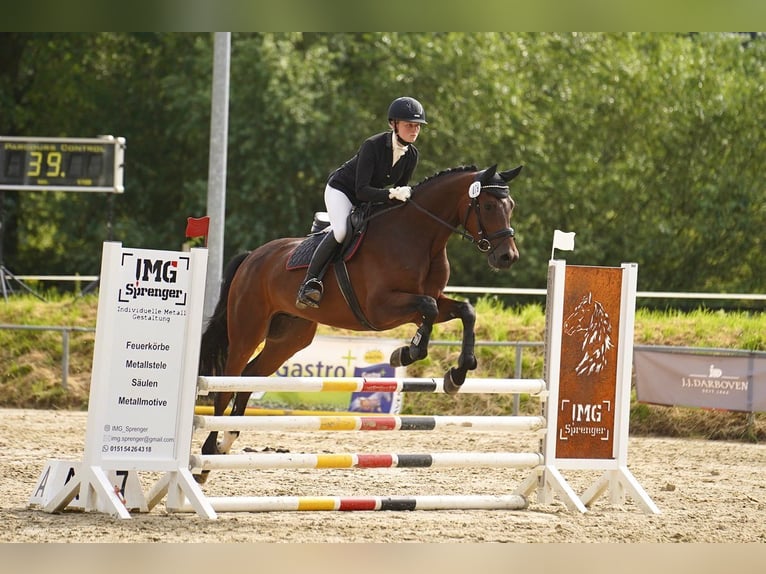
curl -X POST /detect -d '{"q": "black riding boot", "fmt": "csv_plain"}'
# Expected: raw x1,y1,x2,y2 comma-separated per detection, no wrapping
295,232,340,309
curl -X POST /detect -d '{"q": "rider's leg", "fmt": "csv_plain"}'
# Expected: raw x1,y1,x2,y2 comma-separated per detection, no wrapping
295,231,340,309
295,185,349,310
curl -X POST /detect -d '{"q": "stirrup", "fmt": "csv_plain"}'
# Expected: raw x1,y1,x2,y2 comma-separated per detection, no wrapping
295,278,323,309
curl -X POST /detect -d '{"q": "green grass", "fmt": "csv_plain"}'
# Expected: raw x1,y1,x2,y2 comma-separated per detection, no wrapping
0,293,98,408
1,293,765,439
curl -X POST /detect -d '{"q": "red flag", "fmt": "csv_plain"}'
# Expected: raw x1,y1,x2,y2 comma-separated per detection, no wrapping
185,216,210,240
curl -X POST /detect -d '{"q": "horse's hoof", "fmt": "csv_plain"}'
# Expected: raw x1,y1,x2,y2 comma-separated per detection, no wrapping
194,470,210,484
390,346,412,367
443,368,465,395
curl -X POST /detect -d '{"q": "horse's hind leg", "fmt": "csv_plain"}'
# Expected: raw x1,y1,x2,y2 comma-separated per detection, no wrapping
215,313,318,454
196,387,240,483
196,310,271,483
200,339,261,456
200,390,234,453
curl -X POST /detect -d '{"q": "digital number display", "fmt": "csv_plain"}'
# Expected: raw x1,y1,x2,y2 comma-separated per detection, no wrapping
0,136,125,193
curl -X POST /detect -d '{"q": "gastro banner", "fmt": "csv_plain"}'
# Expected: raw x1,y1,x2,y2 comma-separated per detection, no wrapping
248,336,405,414
634,349,766,413
556,265,623,459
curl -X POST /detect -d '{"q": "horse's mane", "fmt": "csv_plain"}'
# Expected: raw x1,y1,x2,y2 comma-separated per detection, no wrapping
414,165,478,189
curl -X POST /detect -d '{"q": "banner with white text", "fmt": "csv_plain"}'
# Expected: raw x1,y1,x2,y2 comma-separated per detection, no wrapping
634,349,766,413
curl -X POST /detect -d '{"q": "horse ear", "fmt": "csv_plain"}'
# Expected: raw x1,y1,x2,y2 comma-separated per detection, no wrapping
499,165,523,182
479,164,498,184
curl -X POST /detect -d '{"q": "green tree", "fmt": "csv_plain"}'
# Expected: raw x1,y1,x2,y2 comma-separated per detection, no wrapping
1,33,763,303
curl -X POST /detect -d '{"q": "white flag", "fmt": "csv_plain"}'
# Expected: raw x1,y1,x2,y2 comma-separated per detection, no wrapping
551,230,576,258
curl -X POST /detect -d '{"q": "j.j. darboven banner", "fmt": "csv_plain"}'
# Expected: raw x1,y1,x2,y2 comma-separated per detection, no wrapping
634,349,766,413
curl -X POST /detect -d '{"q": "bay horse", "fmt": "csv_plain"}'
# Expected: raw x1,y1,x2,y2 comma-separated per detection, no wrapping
196,164,522,479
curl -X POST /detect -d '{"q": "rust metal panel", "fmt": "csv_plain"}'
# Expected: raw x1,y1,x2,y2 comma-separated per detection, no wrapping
555,265,623,459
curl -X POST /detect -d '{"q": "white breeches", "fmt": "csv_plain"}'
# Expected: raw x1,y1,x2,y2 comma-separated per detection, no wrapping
324,184,353,243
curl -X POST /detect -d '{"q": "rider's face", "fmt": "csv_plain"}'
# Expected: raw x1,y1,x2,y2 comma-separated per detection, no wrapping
393,121,421,144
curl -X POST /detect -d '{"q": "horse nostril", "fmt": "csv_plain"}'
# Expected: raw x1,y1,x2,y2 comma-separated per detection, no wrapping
492,252,513,269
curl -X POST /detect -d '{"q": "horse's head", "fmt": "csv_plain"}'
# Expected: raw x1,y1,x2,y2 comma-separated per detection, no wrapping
564,293,594,336
563,292,614,376
463,164,522,269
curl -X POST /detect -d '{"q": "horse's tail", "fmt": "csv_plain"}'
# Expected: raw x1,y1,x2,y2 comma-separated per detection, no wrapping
198,251,250,376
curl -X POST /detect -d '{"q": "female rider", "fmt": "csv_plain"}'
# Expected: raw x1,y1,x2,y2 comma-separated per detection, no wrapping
295,96,428,309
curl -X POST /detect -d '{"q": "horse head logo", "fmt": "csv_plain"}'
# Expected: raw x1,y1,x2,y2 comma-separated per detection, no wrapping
563,292,613,377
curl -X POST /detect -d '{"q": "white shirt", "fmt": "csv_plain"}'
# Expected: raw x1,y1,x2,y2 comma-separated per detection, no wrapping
391,131,408,166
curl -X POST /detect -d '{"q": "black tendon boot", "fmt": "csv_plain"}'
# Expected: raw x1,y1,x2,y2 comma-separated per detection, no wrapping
295,232,340,309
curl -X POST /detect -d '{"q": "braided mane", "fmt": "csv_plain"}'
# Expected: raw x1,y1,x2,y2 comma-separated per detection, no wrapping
414,165,477,188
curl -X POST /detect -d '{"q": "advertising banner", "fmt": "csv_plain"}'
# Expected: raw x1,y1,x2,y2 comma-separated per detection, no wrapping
634,349,766,413
248,336,406,414
30,242,211,519
83,243,206,470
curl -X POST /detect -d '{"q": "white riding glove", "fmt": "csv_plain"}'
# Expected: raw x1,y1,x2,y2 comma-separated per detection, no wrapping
388,186,412,202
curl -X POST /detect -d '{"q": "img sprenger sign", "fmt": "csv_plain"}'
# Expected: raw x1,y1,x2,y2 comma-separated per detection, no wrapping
555,265,623,459
29,242,208,519
89,245,203,465
116,253,189,323
119,253,189,305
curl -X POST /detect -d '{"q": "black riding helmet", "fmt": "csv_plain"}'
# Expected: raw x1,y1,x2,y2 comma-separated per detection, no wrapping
387,96,428,124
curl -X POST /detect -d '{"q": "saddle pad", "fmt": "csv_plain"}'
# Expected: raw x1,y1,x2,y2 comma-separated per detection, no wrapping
285,232,364,271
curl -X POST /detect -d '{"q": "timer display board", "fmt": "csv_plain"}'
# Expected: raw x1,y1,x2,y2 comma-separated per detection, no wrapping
0,136,125,193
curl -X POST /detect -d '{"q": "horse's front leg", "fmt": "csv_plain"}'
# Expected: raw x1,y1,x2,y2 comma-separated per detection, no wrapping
389,295,438,367
435,297,478,395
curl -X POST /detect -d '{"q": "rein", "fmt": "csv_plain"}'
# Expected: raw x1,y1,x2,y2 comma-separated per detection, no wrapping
407,199,474,243
353,176,515,255
409,183,515,254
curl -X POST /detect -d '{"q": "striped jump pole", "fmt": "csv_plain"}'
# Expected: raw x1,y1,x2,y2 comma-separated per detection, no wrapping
189,451,545,472
177,494,529,513
185,375,550,516
197,376,546,396
193,414,547,433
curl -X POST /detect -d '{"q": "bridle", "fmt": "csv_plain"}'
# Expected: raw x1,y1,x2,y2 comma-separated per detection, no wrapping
407,180,516,254
464,183,516,253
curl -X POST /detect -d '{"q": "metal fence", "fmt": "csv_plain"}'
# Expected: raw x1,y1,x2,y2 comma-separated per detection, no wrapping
3,324,764,417
0,324,95,390
445,286,766,302
0,324,542,400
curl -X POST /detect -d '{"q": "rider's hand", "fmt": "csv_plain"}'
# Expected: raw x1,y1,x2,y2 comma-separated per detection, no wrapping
389,186,412,202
